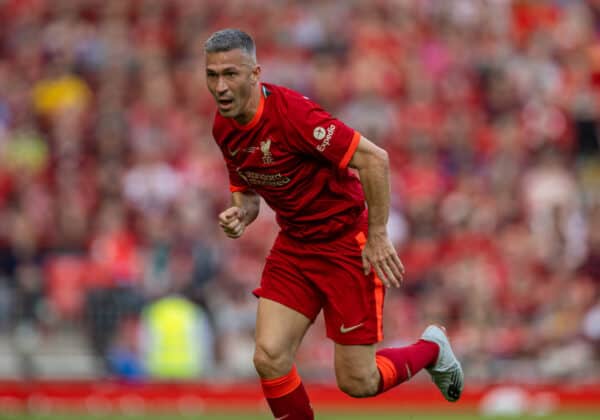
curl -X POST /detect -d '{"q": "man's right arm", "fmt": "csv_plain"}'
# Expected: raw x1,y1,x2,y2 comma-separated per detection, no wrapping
218,190,260,239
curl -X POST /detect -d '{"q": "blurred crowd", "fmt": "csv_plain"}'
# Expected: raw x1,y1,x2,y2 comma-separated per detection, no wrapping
0,0,599,383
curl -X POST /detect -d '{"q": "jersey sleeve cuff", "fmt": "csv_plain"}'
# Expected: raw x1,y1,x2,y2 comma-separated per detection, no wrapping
229,184,249,193
339,131,361,169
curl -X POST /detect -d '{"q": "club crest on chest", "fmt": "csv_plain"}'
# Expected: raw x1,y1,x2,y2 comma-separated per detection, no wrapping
260,138,273,164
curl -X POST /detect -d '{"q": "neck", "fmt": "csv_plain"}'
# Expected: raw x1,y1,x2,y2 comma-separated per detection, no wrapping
234,84,262,125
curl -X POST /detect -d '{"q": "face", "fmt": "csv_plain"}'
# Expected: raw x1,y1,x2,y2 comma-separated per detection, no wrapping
205,48,261,123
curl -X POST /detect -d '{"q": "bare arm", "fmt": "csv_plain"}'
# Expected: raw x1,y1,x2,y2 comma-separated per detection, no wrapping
348,136,404,287
218,190,260,239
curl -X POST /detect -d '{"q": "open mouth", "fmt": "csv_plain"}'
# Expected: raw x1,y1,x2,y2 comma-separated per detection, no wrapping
218,98,234,110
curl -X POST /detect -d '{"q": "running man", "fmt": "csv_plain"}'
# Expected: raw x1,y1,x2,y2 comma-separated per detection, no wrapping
205,28,463,420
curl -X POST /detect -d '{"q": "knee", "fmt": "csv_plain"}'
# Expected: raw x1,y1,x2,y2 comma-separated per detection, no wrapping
253,342,294,379
337,372,380,398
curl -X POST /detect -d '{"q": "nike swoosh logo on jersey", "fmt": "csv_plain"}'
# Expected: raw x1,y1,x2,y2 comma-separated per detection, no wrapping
228,147,240,156
275,415,290,420
340,323,364,334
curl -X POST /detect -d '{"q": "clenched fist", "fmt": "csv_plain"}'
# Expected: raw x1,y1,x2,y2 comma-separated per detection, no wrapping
218,206,247,238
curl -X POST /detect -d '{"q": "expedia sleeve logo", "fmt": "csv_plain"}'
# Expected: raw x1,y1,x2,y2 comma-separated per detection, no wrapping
313,126,326,140
313,124,336,152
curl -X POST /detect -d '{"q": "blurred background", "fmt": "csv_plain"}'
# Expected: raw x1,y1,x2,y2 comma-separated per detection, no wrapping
0,0,599,401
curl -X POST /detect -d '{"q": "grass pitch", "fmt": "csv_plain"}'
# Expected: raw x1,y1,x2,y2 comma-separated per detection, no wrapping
0,412,598,420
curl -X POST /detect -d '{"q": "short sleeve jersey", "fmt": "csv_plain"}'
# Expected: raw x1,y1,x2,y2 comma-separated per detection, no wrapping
212,83,365,241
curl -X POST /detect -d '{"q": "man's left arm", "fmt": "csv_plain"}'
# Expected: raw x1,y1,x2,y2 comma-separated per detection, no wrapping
348,136,404,288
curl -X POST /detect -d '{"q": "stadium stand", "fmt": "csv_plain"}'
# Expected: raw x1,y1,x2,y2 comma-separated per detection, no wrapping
0,0,599,390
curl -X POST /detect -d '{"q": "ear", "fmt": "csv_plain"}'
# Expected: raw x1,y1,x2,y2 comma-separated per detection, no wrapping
250,65,261,85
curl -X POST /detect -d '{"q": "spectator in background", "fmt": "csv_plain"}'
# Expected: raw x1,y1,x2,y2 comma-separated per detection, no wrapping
521,144,587,271
138,294,214,380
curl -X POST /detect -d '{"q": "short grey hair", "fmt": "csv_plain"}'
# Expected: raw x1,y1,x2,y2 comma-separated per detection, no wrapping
204,29,257,62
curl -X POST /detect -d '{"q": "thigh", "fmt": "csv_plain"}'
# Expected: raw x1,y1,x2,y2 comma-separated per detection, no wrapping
334,342,379,384
309,231,385,345
255,297,313,366
254,240,324,323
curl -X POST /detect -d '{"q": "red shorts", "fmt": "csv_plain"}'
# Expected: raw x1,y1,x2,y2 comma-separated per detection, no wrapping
253,218,385,345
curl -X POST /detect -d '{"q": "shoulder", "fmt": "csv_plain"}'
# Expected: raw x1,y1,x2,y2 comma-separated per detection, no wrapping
264,83,322,112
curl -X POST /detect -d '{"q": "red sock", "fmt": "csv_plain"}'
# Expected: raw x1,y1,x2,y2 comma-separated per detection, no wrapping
375,339,440,393
260,365,314,420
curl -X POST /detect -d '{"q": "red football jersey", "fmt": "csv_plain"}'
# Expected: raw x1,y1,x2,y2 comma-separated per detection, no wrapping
212,83,365,240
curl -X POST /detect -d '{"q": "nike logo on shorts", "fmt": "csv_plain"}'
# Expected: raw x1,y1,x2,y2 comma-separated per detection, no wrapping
275,415,290,420
340,323,364,334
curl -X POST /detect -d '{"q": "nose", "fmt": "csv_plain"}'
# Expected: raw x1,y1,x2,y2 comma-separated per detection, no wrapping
216,76,228,95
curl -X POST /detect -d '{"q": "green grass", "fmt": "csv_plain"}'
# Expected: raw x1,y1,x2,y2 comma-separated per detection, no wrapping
0,412,598,420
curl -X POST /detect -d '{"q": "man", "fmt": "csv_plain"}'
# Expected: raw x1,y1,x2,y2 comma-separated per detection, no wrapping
205,29,463,419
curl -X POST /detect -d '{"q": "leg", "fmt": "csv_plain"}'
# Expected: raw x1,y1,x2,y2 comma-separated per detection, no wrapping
334,338,442,398
319,230,454,400
254,298,314,419
334,343,380,398
253,297,312,378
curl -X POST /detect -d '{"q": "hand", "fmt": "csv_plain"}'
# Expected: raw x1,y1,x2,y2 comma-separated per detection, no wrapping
218,206,247,239
362,231,404,288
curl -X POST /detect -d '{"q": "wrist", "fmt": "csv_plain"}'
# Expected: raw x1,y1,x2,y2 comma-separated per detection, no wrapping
238,207,248,223
368,225,387,238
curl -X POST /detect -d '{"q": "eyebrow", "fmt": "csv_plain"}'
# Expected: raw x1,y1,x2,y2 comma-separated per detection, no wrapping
206,66,240,73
